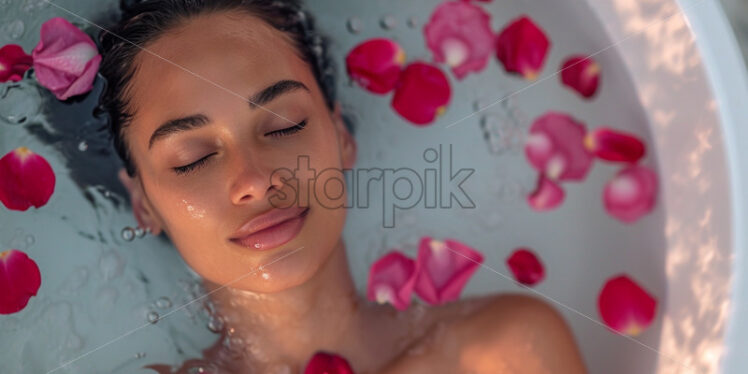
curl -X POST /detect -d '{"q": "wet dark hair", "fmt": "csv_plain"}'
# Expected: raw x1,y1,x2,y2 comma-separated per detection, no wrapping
96,0,350,178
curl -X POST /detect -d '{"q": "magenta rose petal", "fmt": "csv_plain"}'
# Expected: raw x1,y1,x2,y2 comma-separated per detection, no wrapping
391,62,451,126
0,249,42,315
495,15,551,80
346,38,405,94
560,55,601,98
424,1,494,80
304,351,355,374
585,127,646,163
0,147,56,211
414,236,484,305
603,165,658,223
524,112,593,182
527,174,565,211
0,44,33,82
506,248,545,286
598,274,657,336
32,17,101,100
366,250,417,311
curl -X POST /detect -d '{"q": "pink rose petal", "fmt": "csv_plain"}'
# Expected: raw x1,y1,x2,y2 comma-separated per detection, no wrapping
524,112,593,182
367,250,417,311
304,351,355,374
391,62,451,126
0,249,42,315
585,127,646,163
560,55,601,98
346,38,405,94
527,174,565,211
506,248,545,286
495,15,551,80
424,1,494,79
414,236,484,305
0,44,33,82
598,274,657,336
0,147,56,211
32,17,101,100
603,165,658,223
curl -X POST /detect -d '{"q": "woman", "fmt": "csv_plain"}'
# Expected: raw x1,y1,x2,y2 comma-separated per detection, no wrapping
100,0,587,372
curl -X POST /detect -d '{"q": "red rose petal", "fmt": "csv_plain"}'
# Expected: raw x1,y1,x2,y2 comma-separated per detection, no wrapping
414,236,484,305
366,250,417,311
391,62,451,126
524,112,593,181
0,44,33,82
598,274,657,336
506,248,545,286
527,174,565,211
0,249,42,315
424,1,494,80
603,165,658,223
346,38,405,94
0,147,56,211
304,351,355,374
585,127,646,163
495,15,551,80
560,55,601,98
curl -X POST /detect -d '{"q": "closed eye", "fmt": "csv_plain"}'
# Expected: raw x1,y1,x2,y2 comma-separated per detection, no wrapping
173,152,216,175
265,119,308,137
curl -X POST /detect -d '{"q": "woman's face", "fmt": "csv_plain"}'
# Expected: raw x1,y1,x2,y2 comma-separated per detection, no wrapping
121,11,356,293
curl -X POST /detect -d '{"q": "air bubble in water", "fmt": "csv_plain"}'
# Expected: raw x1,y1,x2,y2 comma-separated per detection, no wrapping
78,141,88,152
2,20,25,39
156,296,172,309
346,17,362,34
25,234,34,246
134,227,145,237
147,311,160,324
207,315,224,333
134,352,146,359
121,227,135,241
380,15,396,30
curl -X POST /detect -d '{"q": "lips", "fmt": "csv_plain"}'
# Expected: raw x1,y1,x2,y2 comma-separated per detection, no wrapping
230,206,309,250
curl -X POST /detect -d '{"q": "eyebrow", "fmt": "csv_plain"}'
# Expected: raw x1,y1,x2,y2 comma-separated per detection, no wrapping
148,79,310,149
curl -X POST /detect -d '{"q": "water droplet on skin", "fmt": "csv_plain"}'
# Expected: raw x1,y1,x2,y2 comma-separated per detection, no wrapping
261,272,270,280
347,17,362,34
380,15,396,30
253,243,262,249
77,141,88,152
156,297,172,309
147,311,159,324
121,227,135,241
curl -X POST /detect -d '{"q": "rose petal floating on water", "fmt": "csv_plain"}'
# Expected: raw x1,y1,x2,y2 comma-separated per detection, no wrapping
366,250,417,311
424,1,494,80
414,236,484,305
524,112,593,182
527,174,565,211
585,127,646,163
304,351,355,374
0,147,56,211
506,248,545,286
495,15,550,80
32,17,101,100
345,38,405,94
598,274,657,336
0,249,42,315
560,55,601,98
391,61,451,125
603,164,658,223
0,44,33,82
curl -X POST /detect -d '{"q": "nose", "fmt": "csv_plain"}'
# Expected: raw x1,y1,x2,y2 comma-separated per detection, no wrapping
229,150,283,205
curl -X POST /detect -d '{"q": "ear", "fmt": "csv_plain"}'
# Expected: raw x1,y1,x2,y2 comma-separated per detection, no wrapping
118,168,164,236
332,102,357,169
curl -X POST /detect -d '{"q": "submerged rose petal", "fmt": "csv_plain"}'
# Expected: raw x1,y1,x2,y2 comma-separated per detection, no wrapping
32,17,101,100
0,44,33,82
560,55,600,98
424,1,494,80
527,174,565,211
0,249,42,315
0,147,56,211
585,127,646,163
414,236,484,305
391,62,451,125
495,15,550,80
603,165,658,223
524,112,593,181
304,351,355,374
598,274,657,336
367,250,417,310
506,248,545,286
346,38,405,94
